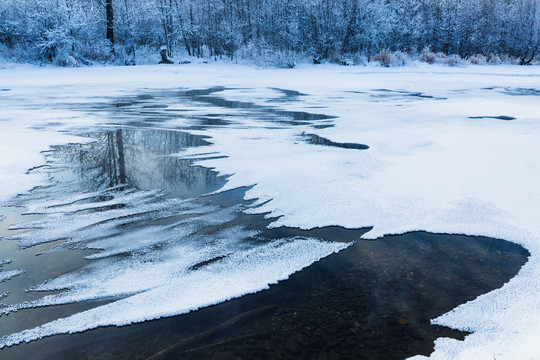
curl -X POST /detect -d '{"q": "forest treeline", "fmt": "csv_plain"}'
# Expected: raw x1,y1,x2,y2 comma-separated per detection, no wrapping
0,0,539,66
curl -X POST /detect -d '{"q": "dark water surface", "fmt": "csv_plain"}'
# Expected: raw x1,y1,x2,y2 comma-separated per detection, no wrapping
0,88,530,360
0,204,528,360
469,115,516,121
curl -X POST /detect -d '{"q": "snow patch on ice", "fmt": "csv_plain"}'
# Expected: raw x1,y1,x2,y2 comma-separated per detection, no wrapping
0,269,23,283
0,237,349,348
0,162,349,347
7,189,195,249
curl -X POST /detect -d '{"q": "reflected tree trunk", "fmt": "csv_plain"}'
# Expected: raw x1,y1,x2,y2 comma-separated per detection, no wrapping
104,130,126,188
116,129,126,185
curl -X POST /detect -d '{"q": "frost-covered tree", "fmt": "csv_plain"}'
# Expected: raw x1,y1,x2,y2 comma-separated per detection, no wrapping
1,0,539,64
506,0,540,64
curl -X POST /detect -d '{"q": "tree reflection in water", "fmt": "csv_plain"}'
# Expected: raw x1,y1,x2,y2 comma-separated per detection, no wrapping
54,127,224,198
104,129,125,188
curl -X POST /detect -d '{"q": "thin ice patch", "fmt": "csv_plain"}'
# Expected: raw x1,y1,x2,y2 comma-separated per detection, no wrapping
22,185,134,214
83,206,239,259
7,189,196,249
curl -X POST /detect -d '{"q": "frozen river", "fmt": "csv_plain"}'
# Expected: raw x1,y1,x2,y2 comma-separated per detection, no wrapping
0,64,539,359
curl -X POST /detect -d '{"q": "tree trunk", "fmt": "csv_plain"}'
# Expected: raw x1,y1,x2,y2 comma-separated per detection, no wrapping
106,0,114,47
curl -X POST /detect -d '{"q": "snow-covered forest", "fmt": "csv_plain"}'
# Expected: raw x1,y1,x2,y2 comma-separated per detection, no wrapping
1,0,539,66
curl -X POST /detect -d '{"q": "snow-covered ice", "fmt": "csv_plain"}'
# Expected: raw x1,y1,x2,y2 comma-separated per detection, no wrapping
0,236,349,348
1,63,540,359
0,269,23,283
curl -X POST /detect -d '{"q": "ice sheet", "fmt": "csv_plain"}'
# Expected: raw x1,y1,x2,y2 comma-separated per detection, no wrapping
173,65,540,360
1,63,540,359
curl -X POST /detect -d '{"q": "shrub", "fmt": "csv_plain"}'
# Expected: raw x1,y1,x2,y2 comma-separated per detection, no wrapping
372,49,392,67
352,53,367,65
236,43,298,68
371,49,409,67
499,54,519,64
486,53,501,64
469,54,487,64
445,54,462,66
391,51,409,66
421,47,436,64
328,44,342,64
435,52,447,59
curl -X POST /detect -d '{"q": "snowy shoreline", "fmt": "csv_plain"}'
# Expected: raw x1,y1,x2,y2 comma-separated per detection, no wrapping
1,63,539,359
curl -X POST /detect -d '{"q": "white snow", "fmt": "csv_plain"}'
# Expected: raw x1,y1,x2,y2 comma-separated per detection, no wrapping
0,128,85,205
0,236,349,347
1,63,540,359
0,269,23,283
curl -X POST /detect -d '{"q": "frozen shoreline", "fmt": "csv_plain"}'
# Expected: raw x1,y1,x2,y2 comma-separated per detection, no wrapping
1,63,539,359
